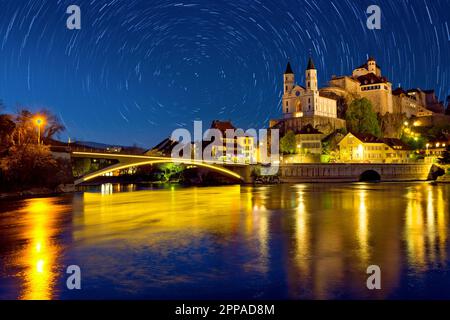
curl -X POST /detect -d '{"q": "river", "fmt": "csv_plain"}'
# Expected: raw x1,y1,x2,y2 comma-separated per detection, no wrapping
1,182,449,299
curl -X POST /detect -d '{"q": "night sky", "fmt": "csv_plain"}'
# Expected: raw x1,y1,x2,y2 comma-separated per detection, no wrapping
0,0,449,147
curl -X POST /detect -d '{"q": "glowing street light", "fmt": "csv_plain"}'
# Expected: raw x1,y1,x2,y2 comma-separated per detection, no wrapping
35,117,44,144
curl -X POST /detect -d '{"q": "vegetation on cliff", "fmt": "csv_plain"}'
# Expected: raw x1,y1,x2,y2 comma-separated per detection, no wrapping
0,106,71,192
345,98,381,137
280,130,297,154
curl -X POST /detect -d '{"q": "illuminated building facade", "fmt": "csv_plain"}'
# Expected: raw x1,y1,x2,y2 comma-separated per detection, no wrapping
209,120,255,163
338,132,412,163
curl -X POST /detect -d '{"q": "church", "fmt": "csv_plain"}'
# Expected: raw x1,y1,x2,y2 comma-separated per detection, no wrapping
269,57,346,135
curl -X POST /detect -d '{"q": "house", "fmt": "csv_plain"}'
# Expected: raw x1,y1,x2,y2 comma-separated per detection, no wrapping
209,120,255,164
296,124,325,155
338,132,412,163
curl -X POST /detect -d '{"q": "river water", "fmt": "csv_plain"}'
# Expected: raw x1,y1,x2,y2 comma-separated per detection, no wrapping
0,182,449,300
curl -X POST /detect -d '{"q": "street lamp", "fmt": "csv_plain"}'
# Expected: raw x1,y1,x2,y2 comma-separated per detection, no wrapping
35,117,44,144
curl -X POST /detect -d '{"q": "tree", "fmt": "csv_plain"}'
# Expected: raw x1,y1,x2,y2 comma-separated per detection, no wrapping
40,109,65,140
1,144,58,190
13,109,35,146
345,98,381,137
439,145,450,164
0,114,15,150
401,134,427,151
0,108,70,192
280,130,297,154
159,163,184,182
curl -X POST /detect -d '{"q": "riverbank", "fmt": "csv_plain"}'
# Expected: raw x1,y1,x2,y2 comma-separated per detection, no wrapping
0,184,75,200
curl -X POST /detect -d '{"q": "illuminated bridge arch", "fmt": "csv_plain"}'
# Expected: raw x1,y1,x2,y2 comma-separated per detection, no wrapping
72,152,244,185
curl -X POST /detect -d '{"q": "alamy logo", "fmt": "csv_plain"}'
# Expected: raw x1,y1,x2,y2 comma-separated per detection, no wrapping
170,121,280,175
66,265,81,290
366,5,381,30
366,265,381,290
66,5,81,30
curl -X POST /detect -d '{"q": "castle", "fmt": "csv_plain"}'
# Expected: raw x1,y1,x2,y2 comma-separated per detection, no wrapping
271,56,446,136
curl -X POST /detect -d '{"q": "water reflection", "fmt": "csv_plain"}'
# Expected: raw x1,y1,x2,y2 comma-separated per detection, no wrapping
0,183,449,299
0,198,69,300
405,184,448,273
356,189,369,265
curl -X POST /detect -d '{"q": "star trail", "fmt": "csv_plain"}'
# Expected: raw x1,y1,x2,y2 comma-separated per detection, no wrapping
0,0,448,147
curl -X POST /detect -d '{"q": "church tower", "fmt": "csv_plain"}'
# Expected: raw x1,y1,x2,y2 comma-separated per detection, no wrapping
305,57,317,91
284,62,295,94
367,57,377,74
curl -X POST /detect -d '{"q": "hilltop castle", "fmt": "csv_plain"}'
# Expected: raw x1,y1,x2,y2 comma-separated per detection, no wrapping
271,56,446,135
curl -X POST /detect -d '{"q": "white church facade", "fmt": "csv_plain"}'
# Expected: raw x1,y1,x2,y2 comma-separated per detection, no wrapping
271,57,345,135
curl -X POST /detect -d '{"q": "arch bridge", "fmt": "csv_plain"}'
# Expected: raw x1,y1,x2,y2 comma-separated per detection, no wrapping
71,151,250,185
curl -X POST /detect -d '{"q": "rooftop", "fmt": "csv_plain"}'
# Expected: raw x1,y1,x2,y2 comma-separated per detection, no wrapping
356,73,388,85
211,120,236,134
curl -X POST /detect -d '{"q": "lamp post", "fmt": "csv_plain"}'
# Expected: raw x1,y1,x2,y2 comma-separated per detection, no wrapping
35,117,44,144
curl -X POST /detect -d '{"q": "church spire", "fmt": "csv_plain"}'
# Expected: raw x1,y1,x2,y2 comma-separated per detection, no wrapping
306,56,316,70
284,61,294,74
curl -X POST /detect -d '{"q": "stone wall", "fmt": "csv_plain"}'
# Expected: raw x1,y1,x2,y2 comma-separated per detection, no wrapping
276,115,346,136
280,163,432,182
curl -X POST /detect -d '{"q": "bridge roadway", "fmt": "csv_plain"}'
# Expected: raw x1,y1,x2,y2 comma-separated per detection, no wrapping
71,151,251,185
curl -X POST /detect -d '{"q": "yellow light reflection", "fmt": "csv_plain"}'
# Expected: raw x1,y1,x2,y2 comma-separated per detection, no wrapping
426,186,435,262
436,188,447,264
405,184,449,271
19,198,63,300
77,186,245,243
295,186,310,277
356,189,369,264
405,187,425,271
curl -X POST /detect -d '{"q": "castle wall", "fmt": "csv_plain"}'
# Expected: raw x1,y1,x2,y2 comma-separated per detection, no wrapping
329,77,359,93
279,115,346,135
359,85,393,114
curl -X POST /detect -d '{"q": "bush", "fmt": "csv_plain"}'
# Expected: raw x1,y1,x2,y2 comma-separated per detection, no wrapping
0,144,69,191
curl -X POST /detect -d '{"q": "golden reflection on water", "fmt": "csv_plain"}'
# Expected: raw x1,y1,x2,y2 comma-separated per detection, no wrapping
77,185,251,241
2,182,449,299
18,198,65,300
405,184,448,271
356,189,369,265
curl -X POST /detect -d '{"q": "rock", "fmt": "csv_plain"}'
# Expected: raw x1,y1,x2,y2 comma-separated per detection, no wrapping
55,184,75,193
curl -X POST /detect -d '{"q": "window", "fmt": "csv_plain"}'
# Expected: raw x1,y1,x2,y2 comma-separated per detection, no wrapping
286,108,288,113
286,101,288,106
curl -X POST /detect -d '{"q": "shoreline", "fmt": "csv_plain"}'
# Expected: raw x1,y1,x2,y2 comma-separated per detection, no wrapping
3,178,448,201
0,184,75,201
